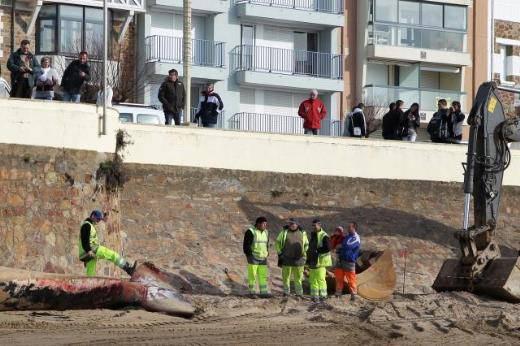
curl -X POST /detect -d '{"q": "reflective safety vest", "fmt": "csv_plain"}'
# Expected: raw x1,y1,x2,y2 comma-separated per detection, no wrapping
79,220,100,259
275,228,309,257
249,227,269,260
317,229,332,268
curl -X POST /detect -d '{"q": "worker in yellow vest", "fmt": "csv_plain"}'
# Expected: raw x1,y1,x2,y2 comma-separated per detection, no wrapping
243,216,271,298
79,210,136,277
306,219,332,302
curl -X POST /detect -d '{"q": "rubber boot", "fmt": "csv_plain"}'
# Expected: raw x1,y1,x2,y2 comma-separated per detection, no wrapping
122,261,137,276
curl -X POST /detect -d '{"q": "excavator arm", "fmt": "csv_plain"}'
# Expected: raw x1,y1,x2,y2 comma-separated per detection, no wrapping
433,82,520,302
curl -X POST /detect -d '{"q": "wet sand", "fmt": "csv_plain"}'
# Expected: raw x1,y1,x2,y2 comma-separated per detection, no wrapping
1,291,518,345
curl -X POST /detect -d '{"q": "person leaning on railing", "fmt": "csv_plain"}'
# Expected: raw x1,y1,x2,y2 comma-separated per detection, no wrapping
298,89,327,135
34,57,59,101
193,83,224,128
61,51,91,103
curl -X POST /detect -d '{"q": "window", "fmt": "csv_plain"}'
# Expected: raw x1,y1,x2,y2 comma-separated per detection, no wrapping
444,5,466,30
375,0,398,23
37,5,109,57
60,6,83,54
399,1,419,25
85,7,104,56
421,3,443,28
38,6,57,53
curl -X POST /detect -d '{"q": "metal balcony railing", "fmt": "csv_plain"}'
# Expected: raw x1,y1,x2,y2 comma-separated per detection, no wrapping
228,112,344,136
231,45,343,79
363,85,466,113
370,23,467,53
234,0,343,14
145,36,225,67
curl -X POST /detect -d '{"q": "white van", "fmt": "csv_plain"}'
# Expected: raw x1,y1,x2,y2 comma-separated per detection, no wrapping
114,103,165,125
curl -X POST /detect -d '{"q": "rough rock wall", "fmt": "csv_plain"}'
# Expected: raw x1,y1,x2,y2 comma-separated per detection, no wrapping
0,144,123,277
121,166,520,295
1,144,520,294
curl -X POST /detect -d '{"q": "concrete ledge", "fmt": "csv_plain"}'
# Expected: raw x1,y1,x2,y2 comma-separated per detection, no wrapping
235,70,344,92
235,3,343,29
1,98,519,185
368,45,471,67
149,0,229,14
148,62,227,82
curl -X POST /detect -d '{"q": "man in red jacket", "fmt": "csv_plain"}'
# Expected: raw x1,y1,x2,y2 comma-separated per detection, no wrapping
298,89,327,135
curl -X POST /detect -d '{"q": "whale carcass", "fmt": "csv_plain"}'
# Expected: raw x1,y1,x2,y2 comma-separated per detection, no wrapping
0,263,195,318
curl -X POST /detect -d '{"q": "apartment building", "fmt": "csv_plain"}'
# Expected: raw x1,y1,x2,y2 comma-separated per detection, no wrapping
137,0,344,133
0,0,142,100
492,0,520,115
345,0,488,122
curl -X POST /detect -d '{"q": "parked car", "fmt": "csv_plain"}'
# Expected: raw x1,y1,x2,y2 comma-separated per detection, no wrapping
113,103,165,125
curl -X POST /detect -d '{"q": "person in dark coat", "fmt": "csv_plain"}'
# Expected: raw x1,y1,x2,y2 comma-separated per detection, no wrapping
61,51,91,102
427,99,450,143
381,102,397,139
348,103,367,138
382,101,404,140
401,103,421,142
193,83,224,128
158,69,186,125
7,39,40,98
449,101,465,143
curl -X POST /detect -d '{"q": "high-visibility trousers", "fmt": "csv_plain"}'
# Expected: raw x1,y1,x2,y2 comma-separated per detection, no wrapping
85,245,126,276
281,266,304,295
309,267,327,298
247,264,268,294
334,268,357,294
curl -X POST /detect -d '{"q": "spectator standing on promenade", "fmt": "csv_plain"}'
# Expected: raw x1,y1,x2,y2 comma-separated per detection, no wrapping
298,89,327,135
61,51,91,102
382,102,397,139
347,103,367,138
158,69,185,125
401,103,421,142
194,83,224,128
394,100,406,137
34,57,59,101
7,39,39,98
449,101,465,143
427,99,450,143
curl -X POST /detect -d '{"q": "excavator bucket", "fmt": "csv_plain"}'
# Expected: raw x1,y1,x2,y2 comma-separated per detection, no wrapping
326,250,396,301
433,257,520,303
356,250,396,301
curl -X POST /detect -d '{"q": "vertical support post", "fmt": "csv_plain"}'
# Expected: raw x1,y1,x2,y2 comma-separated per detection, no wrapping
402,248,407,295
183,0,192,124
102,0,108,135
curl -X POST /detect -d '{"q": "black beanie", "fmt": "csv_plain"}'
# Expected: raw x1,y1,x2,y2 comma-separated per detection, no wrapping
255,216,267,225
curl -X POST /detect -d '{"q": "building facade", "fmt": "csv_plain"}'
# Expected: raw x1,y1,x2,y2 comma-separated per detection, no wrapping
137,0,344,134
492,0,520,115
0,0,142,101
344,0,489,122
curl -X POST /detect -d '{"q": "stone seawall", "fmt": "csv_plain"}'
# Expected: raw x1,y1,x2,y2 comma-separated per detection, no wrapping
1,143,519,294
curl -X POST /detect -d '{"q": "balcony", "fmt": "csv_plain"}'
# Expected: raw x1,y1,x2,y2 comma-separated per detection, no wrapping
148,0,228,14
228,112,343,136
145,36,226,81
231,45,343,92
368,23,470,66
234,0,343,28
363,85,466,118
